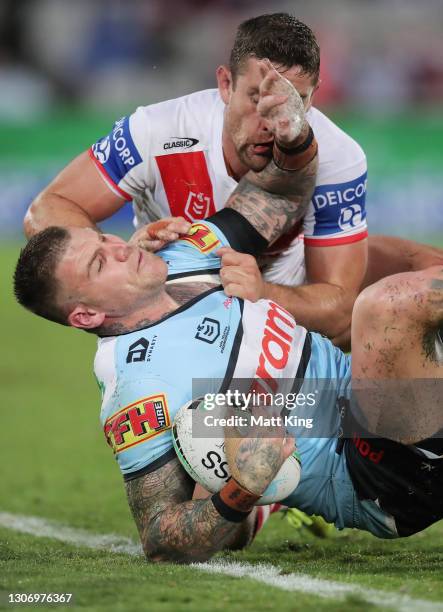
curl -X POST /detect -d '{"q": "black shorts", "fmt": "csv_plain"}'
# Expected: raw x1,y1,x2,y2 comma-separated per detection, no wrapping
338,399,443,537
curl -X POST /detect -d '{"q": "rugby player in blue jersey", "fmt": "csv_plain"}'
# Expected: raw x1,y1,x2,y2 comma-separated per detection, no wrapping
14,63,443,563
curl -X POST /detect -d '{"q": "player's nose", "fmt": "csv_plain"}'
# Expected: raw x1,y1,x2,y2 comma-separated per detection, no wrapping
112,243,131,262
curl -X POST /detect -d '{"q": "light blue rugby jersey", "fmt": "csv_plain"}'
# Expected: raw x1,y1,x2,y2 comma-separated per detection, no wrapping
94,219,397,539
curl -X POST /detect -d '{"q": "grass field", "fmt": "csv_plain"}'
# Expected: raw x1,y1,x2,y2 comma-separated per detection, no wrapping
1,242,443,612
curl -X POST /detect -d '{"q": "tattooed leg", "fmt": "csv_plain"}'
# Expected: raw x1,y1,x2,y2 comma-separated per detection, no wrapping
351,265,443,444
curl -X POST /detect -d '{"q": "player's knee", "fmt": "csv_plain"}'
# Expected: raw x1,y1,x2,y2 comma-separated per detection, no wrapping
355,268,443,327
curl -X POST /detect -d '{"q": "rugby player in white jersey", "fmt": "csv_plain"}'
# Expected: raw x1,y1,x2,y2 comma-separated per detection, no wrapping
24,13,369,348
15,66,443,562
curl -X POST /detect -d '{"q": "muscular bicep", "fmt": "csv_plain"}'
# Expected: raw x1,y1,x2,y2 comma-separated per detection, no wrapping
305,239,368,290
125,457,194,554
32,151,126,222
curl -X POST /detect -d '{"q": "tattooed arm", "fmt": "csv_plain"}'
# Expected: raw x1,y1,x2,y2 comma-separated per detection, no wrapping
225,60,318,245
125,457,255,563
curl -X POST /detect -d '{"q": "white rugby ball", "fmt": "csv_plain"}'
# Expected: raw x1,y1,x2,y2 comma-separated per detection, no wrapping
172,399,301,505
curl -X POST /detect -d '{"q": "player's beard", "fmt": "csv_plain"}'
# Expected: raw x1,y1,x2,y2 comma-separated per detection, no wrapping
236,142,273,172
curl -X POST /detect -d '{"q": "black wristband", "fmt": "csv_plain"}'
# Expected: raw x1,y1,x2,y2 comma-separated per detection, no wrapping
211,491,252,523
275,125,315,155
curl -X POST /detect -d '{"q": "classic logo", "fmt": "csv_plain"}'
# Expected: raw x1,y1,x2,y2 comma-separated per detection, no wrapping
184,192,212,221
180,222,220,252
163,137,199,151
195,317,220,344
104,394,170,453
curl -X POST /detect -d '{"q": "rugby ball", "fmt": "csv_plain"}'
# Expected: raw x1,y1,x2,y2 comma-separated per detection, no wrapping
172,399,301,505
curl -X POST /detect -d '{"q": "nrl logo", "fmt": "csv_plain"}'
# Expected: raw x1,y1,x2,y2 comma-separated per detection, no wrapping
163,137,199,150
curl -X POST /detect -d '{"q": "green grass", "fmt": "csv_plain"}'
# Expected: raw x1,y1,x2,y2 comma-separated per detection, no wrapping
1,243,443,611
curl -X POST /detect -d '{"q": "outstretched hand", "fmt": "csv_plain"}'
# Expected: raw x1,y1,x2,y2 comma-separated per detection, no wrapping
257,58,305,147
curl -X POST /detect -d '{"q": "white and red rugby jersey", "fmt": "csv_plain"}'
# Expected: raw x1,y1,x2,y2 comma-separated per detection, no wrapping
90,89,367,282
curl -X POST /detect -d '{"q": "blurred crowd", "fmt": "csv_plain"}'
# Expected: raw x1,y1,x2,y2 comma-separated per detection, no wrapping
1,0,443,120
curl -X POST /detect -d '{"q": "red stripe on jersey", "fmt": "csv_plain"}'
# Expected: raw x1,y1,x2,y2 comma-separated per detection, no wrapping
88,148,132,201
303,230,368,247
155,151,216,222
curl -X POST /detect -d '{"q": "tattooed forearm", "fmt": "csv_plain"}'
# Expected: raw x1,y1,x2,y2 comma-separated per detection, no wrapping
225,140,318,244
233,438,284,494
125,458,253,563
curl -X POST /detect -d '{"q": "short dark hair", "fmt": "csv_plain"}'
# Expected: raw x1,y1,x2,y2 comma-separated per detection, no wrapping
14,226,70,325
229,13,320,84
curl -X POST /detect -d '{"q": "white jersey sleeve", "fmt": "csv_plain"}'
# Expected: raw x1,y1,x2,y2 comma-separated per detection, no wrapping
88,90,227,226
89,109,151,201
302,107,368,247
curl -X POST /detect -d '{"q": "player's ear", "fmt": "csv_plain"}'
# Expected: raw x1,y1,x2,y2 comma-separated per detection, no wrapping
305,80,320,111
216,65,233,104
68,305,105,330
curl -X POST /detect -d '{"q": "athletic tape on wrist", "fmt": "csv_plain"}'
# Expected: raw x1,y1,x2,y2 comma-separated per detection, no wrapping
273,125,318,171
211,477,261,522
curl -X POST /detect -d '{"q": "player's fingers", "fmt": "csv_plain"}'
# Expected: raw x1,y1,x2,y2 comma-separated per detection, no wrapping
257,94,288,116
216,246,236,257
137,238,166,252
282,436,296,459
220,249,255,267
166,219,192,234
258,58,273,80
222,281,248,299
220,266,253,284
155,230,179,241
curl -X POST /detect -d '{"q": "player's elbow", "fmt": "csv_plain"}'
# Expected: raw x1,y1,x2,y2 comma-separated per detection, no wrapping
23,191,51,238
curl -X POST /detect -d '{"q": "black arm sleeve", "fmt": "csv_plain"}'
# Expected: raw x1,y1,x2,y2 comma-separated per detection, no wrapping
206,208,268,257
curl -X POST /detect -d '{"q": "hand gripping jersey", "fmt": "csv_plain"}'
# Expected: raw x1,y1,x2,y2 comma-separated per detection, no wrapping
94,219,397,539
89,89,368,286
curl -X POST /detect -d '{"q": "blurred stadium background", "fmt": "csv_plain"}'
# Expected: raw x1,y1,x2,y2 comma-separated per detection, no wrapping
0,0,442,241
1,3,443,607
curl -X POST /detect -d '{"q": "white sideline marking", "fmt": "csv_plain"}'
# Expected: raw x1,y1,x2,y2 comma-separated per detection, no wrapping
1,512,442,612
196,561,443,612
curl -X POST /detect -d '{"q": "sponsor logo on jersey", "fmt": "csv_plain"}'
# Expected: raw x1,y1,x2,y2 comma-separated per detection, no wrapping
311,172,367,237
92,137,111,163
91,116,143,187
352,434,384,464
126,335,157,364
251,301,296,395
313,175,367,210
104,393,170,454
338,204,363,231
195,317,220,344
180,222,220,252
163,137,199,151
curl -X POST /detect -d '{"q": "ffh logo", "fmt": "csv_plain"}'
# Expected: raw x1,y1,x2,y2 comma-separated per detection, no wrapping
195,317,220,344
185,191,212,221
104,394,170,453
126,337,149,363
